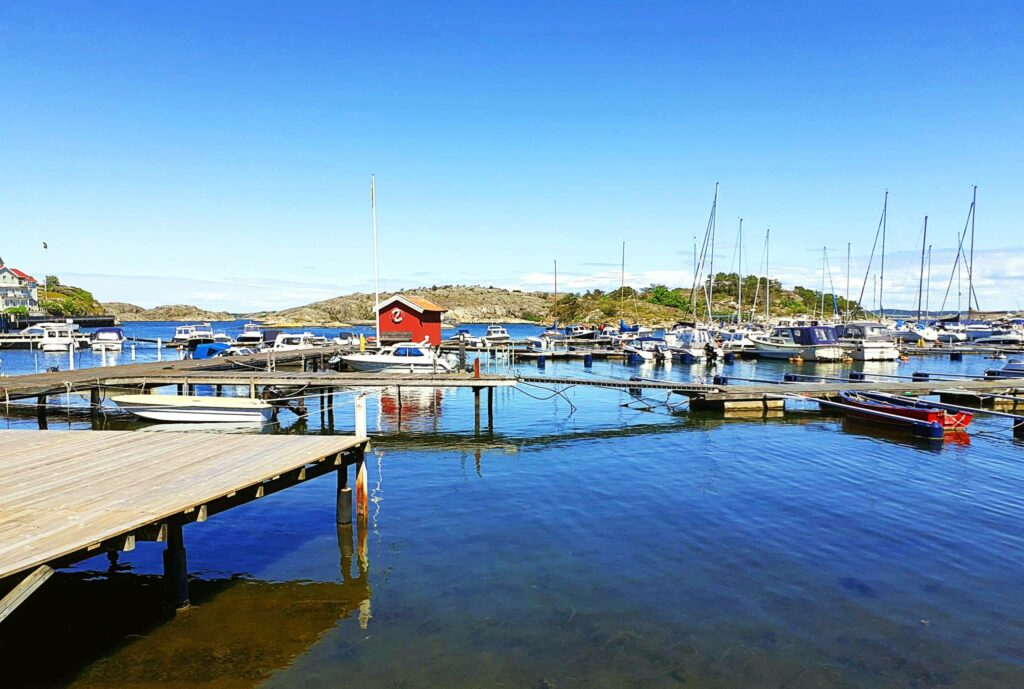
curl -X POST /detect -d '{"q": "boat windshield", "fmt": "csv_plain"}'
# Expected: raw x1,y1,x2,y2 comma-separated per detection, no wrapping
394,347,425,357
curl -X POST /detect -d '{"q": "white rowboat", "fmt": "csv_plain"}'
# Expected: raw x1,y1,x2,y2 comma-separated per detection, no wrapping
111,394,274,423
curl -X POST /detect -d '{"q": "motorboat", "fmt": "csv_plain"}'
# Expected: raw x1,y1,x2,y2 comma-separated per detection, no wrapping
333,331,359,347
525,334,569,352
889,321,939,344
481,325,512,345
111,394,274,423
624,336,670,362
836,322,901,361
836,390,972,435
236,323,265,347
973,329,1024,346
213,333,235,345
29,322,84,352
716,327,759,353
172,323,214,347
664,325,723,363
984,359,1024,379
90,327,126,352
340,341,458,373
446,329,481,346
749,325,846,361
564,325,597,339
272,332,321,351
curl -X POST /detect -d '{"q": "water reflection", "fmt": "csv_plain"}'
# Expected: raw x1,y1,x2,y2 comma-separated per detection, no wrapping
1,516,373,689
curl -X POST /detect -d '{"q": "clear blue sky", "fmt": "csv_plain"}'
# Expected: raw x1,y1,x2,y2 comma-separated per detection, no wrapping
1,1,1021,311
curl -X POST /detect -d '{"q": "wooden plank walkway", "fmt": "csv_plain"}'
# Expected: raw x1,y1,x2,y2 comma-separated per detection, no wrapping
0,430,367,582
100,370,518,391
0,346,346,400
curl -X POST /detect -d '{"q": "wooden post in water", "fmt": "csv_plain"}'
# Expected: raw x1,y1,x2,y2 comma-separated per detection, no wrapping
326,389,335,429
162,522,190,609
36,395,47,430
90,388,100,425
215,385,222,397
337,465,352,526
355,449,369,519
473,387,481,435
486,386,494,431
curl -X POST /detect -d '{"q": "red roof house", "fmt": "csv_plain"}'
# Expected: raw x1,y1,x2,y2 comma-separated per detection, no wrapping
377,295,447,344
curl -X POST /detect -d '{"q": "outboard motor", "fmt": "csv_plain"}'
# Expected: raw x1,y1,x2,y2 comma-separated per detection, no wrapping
704,342,718,363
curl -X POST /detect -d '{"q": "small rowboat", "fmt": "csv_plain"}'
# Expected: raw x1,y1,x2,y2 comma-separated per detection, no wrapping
111,394,274,424
837,391,972,433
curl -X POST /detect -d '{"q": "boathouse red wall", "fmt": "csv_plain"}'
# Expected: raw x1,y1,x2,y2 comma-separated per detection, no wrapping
377,295,446,344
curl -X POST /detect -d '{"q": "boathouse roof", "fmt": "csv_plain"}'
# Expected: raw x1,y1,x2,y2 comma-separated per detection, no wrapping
380,294,447,314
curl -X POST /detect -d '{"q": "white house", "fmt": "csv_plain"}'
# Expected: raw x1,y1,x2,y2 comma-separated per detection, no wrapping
0,257,40,311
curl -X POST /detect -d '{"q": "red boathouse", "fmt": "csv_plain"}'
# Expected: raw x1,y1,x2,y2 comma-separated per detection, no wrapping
377,295,447,344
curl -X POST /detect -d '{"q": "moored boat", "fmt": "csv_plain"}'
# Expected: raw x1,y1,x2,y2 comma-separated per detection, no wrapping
836,390,972,433
836,322,900,361
749,325,846,361
984,359,1024,379
624,336,670,362
111,394,274,423
89,327,126,352
340,341,458,373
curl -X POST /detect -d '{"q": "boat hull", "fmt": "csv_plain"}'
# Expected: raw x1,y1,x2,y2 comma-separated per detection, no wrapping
112,395,274,423
837,391,971,432
341,357,453,374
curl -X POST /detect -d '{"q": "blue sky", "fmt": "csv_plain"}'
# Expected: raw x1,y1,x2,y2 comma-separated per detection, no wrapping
1,1,1021,311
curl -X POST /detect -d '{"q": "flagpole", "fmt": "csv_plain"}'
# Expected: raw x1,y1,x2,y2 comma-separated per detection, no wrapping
41,241,48,311
371,175,380,344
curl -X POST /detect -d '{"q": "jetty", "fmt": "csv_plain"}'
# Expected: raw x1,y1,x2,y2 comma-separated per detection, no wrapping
0,429,369,621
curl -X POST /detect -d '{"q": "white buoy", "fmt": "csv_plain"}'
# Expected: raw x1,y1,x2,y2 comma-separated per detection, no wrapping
130,342,136,362
156,337,162,361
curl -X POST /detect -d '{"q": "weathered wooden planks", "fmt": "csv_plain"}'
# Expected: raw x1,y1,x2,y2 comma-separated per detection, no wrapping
0,430,367,581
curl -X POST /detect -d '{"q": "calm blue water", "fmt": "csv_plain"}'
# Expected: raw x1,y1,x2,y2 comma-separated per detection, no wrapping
2,322,1023,688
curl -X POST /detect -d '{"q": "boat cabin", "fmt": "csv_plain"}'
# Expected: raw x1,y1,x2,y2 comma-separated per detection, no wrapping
836,322,892,342
770,325,840,345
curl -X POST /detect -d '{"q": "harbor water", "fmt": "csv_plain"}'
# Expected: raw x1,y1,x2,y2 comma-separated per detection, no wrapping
1,322,1023,688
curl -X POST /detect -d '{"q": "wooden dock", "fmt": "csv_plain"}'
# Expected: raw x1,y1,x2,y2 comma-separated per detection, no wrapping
0,430,369,618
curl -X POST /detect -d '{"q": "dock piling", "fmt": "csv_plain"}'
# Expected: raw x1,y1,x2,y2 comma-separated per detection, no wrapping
162,522,190,609
36,395,46,429
487,386,494,429
355,450,368,518
337,466,352,525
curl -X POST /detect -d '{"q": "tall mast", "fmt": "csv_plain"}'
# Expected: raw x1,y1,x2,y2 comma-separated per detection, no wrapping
765,227,771,322
620,241,626,317
371,174,380,343
879,189,887,318
736,218,743,324
968,185,977,320
706,182,719,323
553,259,558,325
845,242,851,321
926,244,931,319
819,246,826,320
916,216,928,321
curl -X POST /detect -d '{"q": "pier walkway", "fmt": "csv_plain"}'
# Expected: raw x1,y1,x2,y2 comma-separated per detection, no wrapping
0,430,369,619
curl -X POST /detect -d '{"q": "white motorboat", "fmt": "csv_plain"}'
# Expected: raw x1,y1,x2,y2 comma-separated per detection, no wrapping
236,323,265,347
837,322,901,361
664,324,723,362
446,329,482,346
340,341,458,373
111,394,274,423
172,323,214,346
749,325,846,361
889,323,939,343
525,334,569,352
564,325,597,339
984,359,1024,379
90,327,126,352
272,332,321,351
481,325,512,345
29,322,84,352
624,337,670,362
333,331,359,347
973,329,1024,346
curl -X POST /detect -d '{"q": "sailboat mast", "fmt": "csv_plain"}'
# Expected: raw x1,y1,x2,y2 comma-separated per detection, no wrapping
916,216,928,321
736,218,743,324
371,174,380,343
620,241,626,317
845,242,851,321
926,244,931,318
706,182,719,323
819,246,826,320
968,185,977,320
879,189,887,319
765,227,771,322
553,259,558,325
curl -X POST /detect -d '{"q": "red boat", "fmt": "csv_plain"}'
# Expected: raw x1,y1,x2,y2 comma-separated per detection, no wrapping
837,391,972,433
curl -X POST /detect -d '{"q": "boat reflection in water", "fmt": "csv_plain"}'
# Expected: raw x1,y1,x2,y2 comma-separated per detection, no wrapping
378,387,445,432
